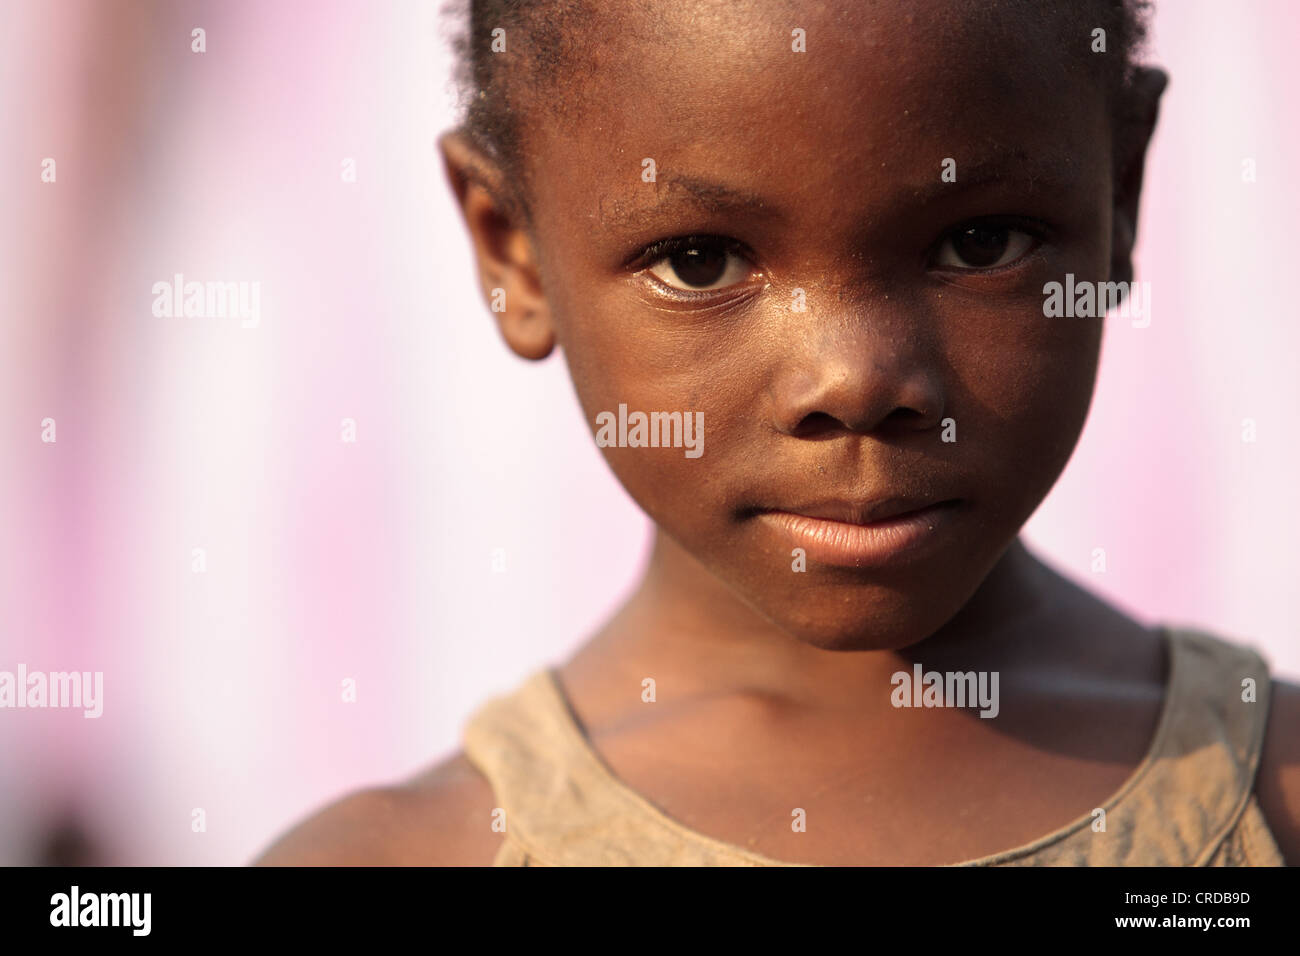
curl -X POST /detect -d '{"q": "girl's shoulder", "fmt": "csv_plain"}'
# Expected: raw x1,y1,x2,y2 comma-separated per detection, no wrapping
1157,626,1299,864
252,752,503,866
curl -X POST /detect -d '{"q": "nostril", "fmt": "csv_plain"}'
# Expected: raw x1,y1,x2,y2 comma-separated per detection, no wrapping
789,405,932,439
885,406,929,426
791,411,846,439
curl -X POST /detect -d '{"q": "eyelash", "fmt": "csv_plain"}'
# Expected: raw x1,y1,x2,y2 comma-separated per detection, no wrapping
928,218,1051,274
630,235,761,298
632,235,750,268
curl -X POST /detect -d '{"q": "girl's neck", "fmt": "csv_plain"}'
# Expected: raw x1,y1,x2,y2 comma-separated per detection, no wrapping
588,529,1069,710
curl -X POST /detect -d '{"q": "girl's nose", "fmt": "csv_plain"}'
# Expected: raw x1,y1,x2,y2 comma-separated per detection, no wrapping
768,310,946,439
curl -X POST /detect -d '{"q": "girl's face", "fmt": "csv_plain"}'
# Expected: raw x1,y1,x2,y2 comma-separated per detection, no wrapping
452,0,1148,650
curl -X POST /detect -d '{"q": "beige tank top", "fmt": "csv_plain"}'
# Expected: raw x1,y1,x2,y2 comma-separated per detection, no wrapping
462,627,1285,866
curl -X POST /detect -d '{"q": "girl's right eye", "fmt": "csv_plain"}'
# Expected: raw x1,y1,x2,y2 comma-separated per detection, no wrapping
931,222,1041,272
641,238,760,292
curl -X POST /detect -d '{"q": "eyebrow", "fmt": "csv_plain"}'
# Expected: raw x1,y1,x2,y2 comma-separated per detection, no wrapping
921,147,1084,198
598,172,786,234
596,148,1083,234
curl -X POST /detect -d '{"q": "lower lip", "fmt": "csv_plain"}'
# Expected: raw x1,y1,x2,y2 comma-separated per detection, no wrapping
758,502,960,568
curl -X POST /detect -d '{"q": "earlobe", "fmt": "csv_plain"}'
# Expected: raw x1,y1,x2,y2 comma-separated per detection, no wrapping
496,297,556,362
437,130,556,361
1110,214,1135,285
1109,67,1168,285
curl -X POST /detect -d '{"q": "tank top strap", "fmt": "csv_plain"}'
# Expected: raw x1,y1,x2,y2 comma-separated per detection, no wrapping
461,669,798,866
973,626,1277,866
1142,627,1278,865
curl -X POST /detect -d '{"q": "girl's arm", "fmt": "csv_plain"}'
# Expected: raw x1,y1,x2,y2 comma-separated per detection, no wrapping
1257,681,1300,864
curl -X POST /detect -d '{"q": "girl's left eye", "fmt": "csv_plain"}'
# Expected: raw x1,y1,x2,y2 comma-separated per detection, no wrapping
644,241,756,291
932,224,1039,271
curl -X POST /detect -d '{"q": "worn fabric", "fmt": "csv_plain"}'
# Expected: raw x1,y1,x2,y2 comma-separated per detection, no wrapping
462,628,1284,866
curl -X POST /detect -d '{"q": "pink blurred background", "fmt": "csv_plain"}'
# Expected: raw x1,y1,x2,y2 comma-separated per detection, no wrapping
1,0,1296,865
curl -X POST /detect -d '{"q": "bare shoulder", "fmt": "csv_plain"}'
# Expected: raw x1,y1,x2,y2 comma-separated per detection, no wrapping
1256,678,1300,865
251,752,504,866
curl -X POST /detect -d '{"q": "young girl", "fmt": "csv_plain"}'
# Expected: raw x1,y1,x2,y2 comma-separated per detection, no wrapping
258,0,1298,865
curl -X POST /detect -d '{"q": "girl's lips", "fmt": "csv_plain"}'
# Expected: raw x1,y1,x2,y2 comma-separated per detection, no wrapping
758,500,961,568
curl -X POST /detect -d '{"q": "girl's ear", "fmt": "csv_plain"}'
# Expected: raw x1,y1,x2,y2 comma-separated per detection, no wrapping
1110,67,1168,285
438,129,555,361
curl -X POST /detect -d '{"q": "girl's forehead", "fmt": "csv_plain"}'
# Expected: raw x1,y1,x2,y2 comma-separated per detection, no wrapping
523,35,1107,238
523,0,1106,204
